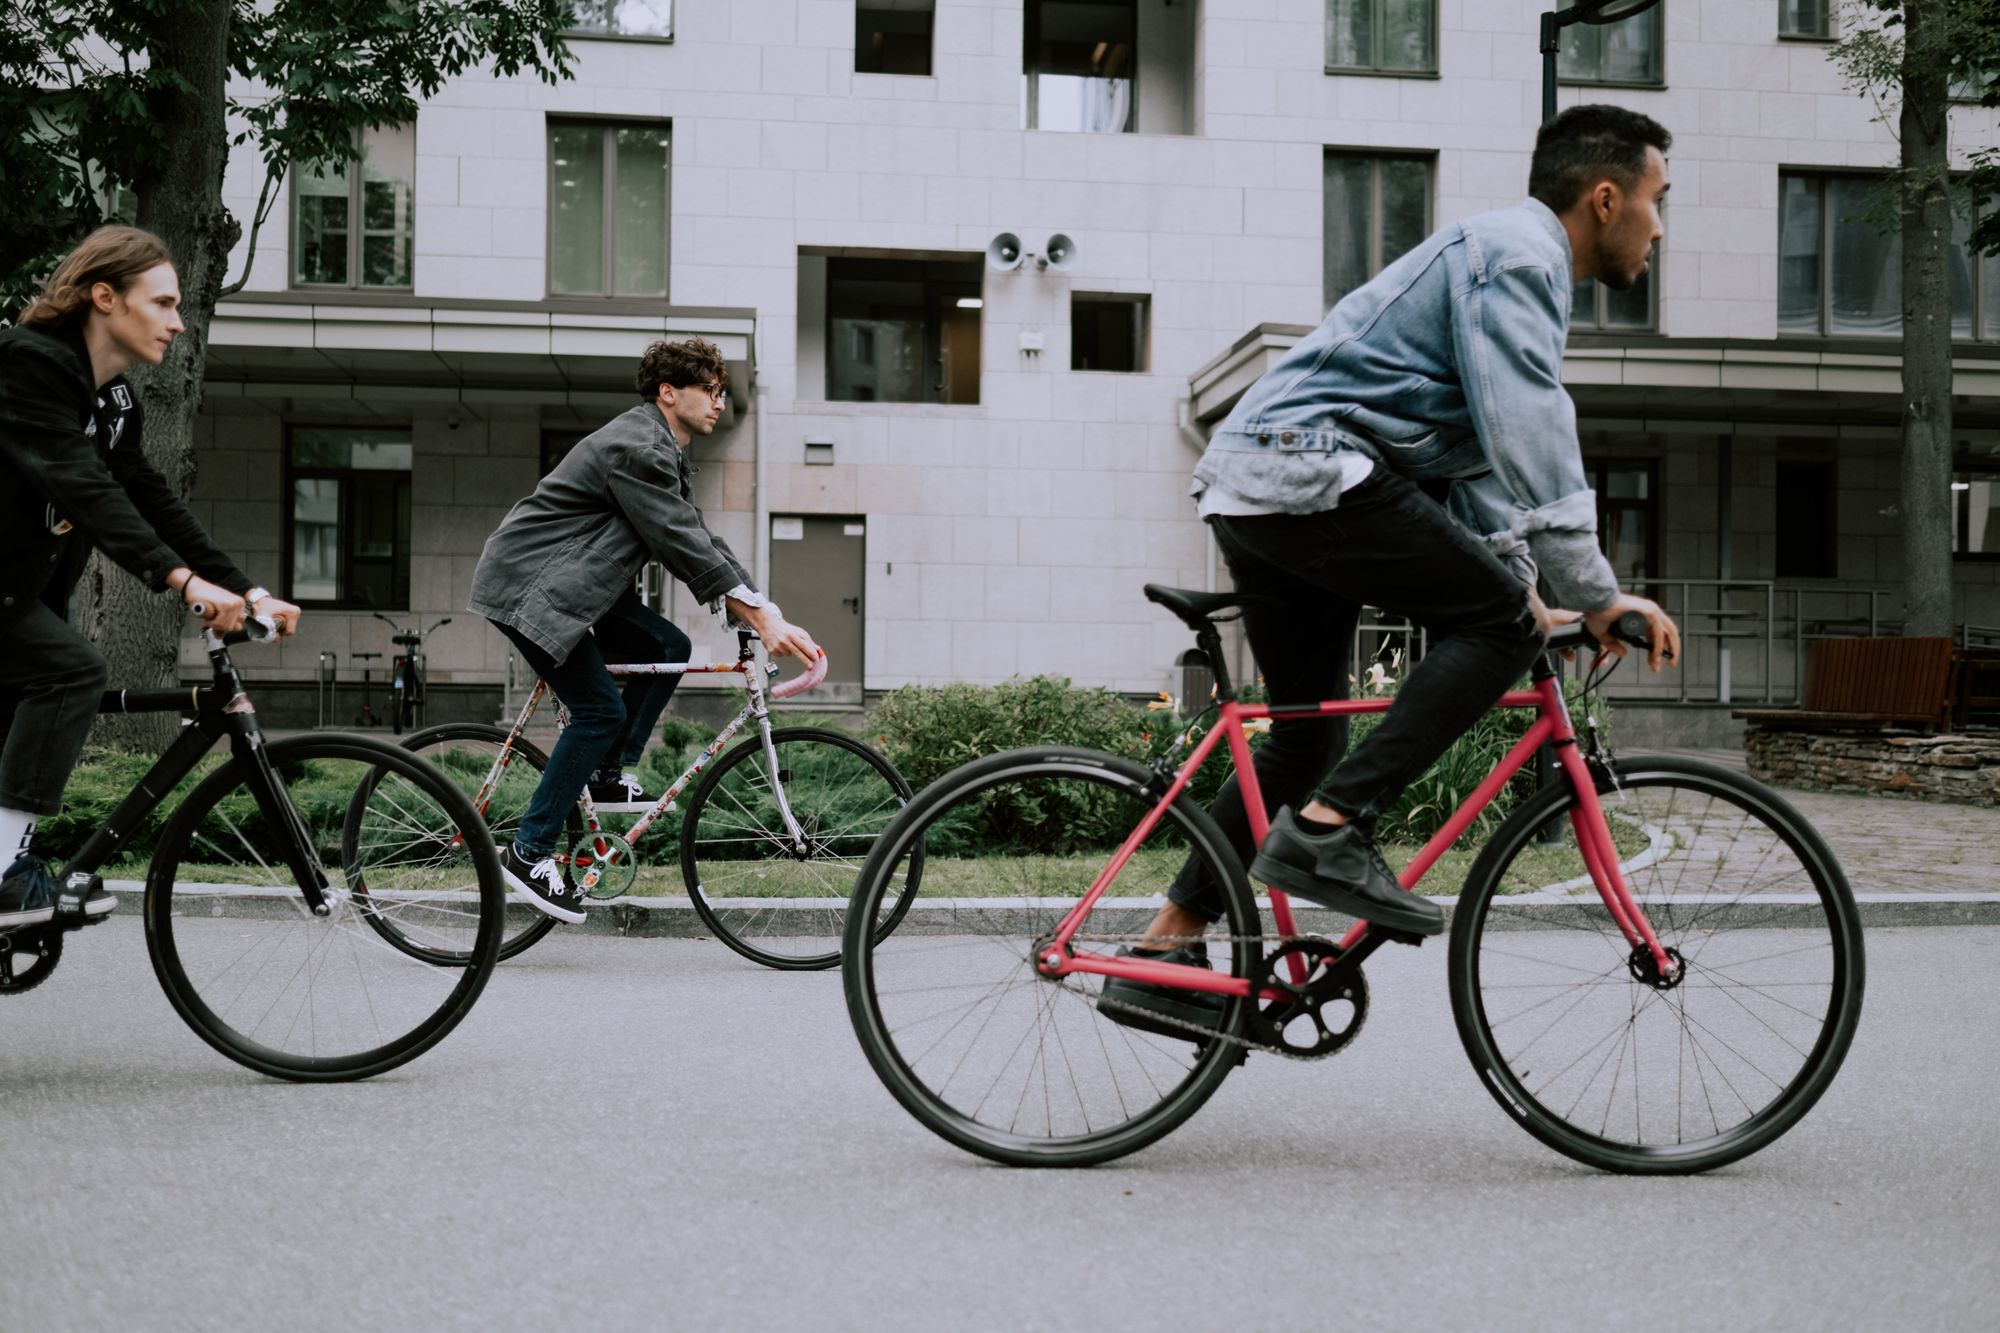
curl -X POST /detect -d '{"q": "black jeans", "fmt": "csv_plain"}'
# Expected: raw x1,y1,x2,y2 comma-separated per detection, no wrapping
1168,469,1545,921
0,602,110,815
492,592,691,858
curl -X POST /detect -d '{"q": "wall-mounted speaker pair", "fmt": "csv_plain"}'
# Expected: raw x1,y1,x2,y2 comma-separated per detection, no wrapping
987,232,1076,273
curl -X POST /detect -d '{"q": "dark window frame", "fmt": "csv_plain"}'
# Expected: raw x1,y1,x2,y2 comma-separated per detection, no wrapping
1323,0,1440,78
1777,0,1836,40
1954,443,2000,562
1588,455,1661,585
1572,251,1661,334
1778,170,1999,343
1555,0,1665,89
282,424,415,611
546,116,674,300
1023,0,1139,133
856,3,936,76
1322,148,1435,311
289,123,416,292
1070,291,1150,372
564,1,674,42
824,254,984,405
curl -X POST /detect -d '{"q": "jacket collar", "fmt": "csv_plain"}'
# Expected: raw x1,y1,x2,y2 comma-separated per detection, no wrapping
644,400,687,450
1520,198,1574,285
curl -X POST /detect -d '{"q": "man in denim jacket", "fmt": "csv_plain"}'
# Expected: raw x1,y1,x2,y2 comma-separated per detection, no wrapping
1107,106,1683,1026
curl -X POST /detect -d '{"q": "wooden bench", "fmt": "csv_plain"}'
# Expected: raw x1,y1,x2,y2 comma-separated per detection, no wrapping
1736,636,1960,731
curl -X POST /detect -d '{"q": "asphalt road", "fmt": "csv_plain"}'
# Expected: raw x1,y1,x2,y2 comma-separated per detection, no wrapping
3,919,1996,1332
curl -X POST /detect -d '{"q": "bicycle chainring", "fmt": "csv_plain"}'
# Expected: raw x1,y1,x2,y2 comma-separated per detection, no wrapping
568,831,639,900
1255,938,1368,1059
0,925,64,994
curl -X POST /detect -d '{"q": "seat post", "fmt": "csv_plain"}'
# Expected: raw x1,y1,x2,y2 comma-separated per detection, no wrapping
1196,627,1235,702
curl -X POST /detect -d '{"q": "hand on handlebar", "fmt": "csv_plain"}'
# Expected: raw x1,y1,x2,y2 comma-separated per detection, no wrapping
727,596,820,668
1584,593,1679,673
180,573,245,633
253,594,303,637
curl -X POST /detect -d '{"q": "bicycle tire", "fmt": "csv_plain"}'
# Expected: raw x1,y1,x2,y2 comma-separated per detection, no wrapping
843,747,1260,1167
378,722,574,962
1448,754,1864,1174
682,726,916,970
145,732,505,1081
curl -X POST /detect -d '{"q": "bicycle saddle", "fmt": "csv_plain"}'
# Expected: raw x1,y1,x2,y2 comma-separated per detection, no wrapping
391,634,421,647
1143,584,1283,629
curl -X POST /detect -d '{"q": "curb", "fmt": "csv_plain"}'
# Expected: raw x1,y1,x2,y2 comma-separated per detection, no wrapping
114,881,2000,936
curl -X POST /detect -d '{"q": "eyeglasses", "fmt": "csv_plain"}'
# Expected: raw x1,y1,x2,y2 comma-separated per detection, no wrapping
695,381,728,402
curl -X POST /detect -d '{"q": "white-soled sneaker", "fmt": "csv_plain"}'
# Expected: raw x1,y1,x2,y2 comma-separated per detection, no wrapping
585,772,661,814
499,845,586,924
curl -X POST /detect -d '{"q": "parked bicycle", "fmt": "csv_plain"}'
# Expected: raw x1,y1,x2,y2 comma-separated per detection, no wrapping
375,613,452,734
842,584,1864,1172
383,632,917,969
0,611,506,1081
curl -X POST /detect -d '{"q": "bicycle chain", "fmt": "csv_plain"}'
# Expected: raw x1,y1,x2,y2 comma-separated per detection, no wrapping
1052,933,1367,1062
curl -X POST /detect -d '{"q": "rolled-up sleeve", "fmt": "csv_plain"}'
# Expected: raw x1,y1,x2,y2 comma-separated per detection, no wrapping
1449,264,1621,613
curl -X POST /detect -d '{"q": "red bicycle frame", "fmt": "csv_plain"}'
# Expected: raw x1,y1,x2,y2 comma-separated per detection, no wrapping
1030,673,1674,1001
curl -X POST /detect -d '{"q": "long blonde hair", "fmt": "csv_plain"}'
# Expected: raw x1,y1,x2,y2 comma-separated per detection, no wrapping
17,226,175,330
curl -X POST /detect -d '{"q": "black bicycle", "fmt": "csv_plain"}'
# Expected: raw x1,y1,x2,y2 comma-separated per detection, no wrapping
375,613,451,734
0,614,506,1081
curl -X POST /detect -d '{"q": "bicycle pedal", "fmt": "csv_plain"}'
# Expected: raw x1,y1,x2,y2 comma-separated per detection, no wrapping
56,872,116,925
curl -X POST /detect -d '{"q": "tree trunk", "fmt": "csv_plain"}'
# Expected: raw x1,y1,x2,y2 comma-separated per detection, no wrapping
73,0,240,751
1898,0,1956,638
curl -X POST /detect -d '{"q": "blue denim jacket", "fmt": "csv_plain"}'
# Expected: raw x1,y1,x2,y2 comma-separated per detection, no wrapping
1194,198,1621,612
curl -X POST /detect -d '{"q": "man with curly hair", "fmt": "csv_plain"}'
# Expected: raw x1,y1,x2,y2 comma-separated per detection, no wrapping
470,337,818,923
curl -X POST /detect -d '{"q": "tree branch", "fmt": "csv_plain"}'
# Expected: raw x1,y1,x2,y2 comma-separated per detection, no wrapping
217,162,283,298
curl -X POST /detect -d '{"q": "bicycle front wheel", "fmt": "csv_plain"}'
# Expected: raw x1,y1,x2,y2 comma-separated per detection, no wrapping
145,733,505,1081
383,723,578,961
1449,754,1864,1174
843,748,1261,1168
682,727,914,970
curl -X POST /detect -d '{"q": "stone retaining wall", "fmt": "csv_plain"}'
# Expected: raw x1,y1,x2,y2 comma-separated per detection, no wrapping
1744,726,2000,806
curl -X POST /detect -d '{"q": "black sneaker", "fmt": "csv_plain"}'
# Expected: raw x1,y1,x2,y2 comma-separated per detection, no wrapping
499,845,587,924
0,853,58,929
585,772,662,814
1249,808,1443,937
54,871,116,924
1097,942,1225,1042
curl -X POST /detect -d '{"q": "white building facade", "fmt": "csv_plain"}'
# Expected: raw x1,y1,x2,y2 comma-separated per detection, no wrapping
186,1,2000,731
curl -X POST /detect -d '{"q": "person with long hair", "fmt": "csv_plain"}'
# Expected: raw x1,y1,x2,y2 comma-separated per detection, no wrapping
0,225,300,929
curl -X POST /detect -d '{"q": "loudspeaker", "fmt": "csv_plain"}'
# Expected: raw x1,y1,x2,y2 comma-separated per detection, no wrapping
986,232,1024,273
1043,233,1076,271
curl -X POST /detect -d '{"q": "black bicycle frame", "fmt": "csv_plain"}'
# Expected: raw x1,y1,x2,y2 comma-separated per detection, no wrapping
64,631,332,916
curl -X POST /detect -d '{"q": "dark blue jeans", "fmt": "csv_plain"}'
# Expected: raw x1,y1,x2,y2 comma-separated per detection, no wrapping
1168,469,1545,920
0,602,110,815
492,592,691,859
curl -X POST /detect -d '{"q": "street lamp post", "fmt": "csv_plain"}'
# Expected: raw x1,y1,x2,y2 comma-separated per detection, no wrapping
1540,0,1666,125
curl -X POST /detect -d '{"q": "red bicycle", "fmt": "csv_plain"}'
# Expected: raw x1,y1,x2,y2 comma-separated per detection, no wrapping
843,584,1864,1171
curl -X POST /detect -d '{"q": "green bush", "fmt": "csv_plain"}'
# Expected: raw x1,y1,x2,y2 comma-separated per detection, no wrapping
867,671,1612,854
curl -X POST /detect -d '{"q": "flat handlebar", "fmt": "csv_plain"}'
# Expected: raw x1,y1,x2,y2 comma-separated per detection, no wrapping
1545,610,1658,657
189,604,278,645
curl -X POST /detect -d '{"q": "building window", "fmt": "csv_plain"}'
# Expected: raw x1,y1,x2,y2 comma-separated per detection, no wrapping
826,255,982,404
1023,0,1135,133
1572,267,1657,332
857,2,934,74
292,124,415,289
1325,0,1436,75
1323,151,1431,310
1778,0,1833,39
1779,174,1997,339
1956,472,2000,558
1071,293,1148,371
1775,454,1838,578
567,1,673,39
1557,0,1662,86
548,120,671,298
286,427,412,609
1590,458,1658,584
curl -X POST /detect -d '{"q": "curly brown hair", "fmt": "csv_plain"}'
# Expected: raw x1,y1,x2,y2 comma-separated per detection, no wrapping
18,226,175,329
635,337,730,402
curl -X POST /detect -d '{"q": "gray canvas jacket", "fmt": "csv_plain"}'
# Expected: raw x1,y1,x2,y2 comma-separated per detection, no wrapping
469,402,753,664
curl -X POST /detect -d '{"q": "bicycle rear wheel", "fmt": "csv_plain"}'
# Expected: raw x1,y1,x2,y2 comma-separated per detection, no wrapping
682,726,915,970
145,733,505,1081
1448,754,1864,1174
379,723,575,961
843,747,1260,1167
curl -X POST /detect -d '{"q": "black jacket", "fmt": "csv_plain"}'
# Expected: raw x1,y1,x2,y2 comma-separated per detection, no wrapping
0,322,250,624
468,402,753,664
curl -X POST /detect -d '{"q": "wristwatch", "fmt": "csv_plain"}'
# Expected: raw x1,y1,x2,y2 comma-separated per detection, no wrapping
245,586,271,608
